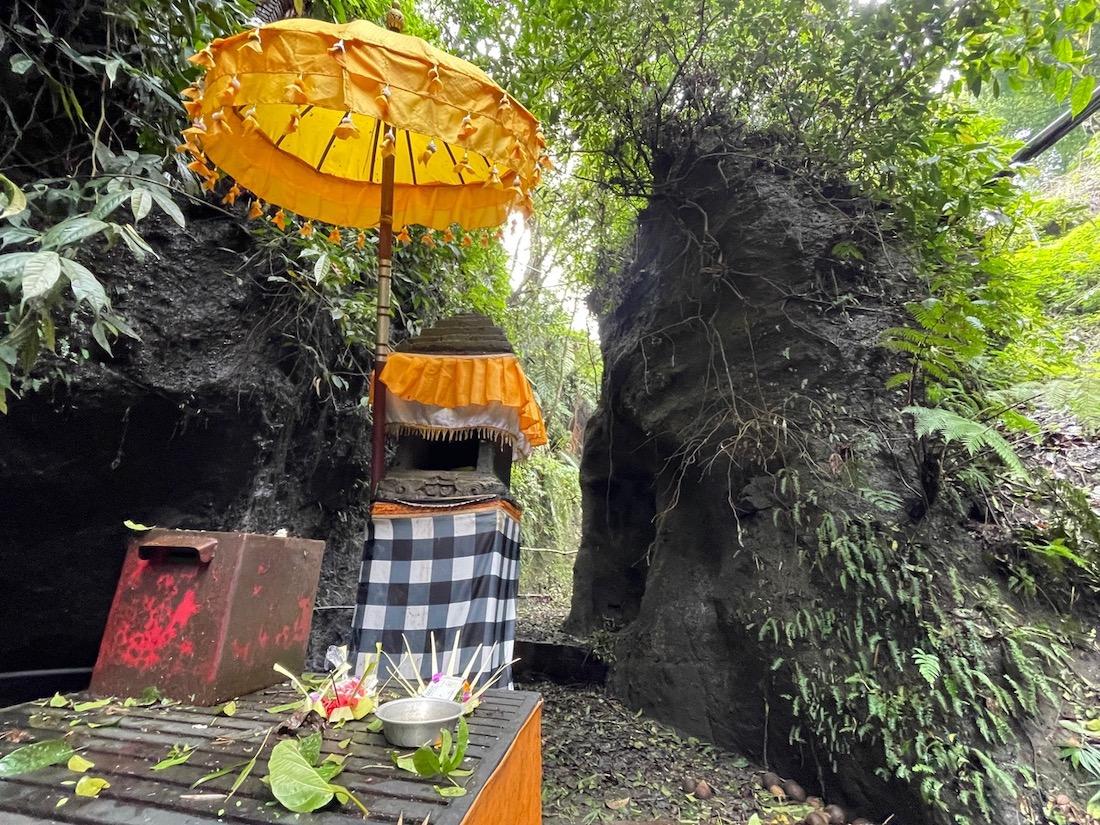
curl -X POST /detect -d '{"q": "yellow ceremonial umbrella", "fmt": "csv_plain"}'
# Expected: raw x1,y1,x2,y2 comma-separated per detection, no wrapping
179,5,547,488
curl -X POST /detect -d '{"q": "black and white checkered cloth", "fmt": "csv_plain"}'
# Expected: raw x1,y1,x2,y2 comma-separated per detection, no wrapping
351,500,520,688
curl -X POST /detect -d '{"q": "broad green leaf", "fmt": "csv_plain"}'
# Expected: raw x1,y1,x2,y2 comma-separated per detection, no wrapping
90,190,131,221
74,776,110,797
313,254,331,283
39,217,109,251
267,739,334,813
1070,76,1096,117
0,253,35,280
412,745,441,777
298,731,322,766
67,754,94,773
21,251,61,303
1054,67,1074,101
122,685,161,706
1053,35,1074,62
0,740,74,777
122,520,153,532
221,700,237,717
0,226,40,248
130,188,152,222
0,173,27,219
60,259,108,311
316,760,344,782
48,693,69,708
73,698,111,713
147,186,185,228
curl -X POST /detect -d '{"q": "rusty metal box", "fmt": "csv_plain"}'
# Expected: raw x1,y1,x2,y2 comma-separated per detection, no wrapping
90,530,325,706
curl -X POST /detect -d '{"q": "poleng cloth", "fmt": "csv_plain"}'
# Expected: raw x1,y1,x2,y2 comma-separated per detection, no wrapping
351,499,520,686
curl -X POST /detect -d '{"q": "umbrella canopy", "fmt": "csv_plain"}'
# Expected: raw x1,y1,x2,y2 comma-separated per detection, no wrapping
182,17,546,230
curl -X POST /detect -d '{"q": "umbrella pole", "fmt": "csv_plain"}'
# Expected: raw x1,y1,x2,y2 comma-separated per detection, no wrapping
370,142,397,493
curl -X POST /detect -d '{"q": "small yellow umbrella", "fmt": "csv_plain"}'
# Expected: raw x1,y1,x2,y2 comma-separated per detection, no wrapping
179,7,547,487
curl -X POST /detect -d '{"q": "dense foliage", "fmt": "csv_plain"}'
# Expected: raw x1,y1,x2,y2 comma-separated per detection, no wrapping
429,0,1100,820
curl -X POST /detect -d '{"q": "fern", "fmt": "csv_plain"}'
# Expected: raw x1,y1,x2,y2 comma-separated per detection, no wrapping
912,650,941,686
904,405,1029,478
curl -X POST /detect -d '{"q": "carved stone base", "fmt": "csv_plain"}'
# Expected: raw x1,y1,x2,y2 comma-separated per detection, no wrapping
374,469,511,503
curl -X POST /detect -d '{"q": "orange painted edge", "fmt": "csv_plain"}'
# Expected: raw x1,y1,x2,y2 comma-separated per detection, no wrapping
371,499,523,521
461,699,542,825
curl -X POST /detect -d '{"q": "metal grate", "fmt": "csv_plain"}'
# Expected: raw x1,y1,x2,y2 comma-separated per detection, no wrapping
0,685,541,824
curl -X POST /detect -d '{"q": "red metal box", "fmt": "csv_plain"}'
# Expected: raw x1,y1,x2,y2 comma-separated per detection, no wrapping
91,530,325,705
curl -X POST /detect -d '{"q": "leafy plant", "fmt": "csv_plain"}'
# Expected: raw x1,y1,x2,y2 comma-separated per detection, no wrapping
904,405,1029,479
393,715,473,797
265,735,367,815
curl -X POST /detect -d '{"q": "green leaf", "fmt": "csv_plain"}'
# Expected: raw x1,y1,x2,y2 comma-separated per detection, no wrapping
1053,35,1074,62
67,754,95,773
151,744,194,771
147,187,185,228
39,217,109,251
0,740,74,777
74,776,110,797
122,519,154,532
73,698,111,713
105,58,123,85
60,258,108,311
267,739,334,813
190,759,250,789
130,188,152,223
20,251,61,304
412,745,441,777
90,190,132,221
316,760,344,782
9,55,33,75
122,685,161,706
48,693,69,708
117,223,155,260
1055,67,1074,100
1070,76,1096,117
0,173,27,219
91,320,113,356
221,700,237,717
435,784,467,797
298,732,322,766
0,252,34,279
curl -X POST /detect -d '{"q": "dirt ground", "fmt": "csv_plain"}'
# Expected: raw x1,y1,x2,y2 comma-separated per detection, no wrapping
522,679,762,824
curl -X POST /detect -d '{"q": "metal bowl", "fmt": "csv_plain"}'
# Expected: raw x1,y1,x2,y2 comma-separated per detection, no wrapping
374,697,463,747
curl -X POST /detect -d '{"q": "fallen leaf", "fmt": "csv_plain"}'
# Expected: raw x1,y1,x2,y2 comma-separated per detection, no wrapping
67,754,95,773
152,744,195,771
48,693,69,708
123,519,154,531
0,740,74,777
605,797,631,810
55,797,68,808
74,698,112,713
75,776,110,798
221,700,237,717
0,729,33,743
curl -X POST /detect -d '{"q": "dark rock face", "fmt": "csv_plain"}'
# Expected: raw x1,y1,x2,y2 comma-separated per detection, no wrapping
567,146,983,822
0,210,368,692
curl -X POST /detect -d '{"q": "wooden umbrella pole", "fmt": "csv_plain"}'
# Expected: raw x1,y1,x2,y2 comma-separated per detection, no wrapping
370,134,397,492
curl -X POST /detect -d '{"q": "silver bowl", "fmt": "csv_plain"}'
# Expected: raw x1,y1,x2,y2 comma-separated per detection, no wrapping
374,697,463,747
